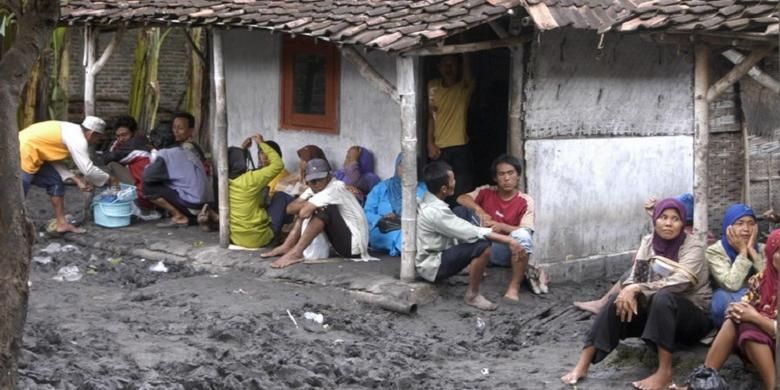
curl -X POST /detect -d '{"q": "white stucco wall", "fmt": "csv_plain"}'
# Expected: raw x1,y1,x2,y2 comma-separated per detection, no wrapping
222,30,401,179
526,136,694,264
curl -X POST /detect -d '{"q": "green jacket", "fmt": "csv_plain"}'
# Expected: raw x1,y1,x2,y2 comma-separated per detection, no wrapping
229,142,284,248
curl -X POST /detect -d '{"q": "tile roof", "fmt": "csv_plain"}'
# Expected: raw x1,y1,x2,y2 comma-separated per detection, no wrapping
521,0,778,37
60,0,515,52
604,0,779,36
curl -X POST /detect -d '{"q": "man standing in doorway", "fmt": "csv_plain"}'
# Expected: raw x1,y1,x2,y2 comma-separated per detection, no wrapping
427,54,475,202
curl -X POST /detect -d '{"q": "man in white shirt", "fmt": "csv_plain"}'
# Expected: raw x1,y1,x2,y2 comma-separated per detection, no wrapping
19,116,113,233
263,158,371,268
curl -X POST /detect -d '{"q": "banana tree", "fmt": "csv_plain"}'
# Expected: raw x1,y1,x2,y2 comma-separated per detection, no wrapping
128,27,171,134
48,27,70,120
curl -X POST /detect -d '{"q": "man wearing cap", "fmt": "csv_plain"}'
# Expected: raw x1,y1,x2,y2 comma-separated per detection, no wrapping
19,116,113,233
262,158,372,267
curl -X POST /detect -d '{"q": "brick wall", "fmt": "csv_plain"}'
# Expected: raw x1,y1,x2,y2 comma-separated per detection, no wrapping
67,27,190,130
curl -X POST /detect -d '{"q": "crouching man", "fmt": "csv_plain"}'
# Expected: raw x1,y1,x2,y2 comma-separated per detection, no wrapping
417,161,525,311
262,158,372,267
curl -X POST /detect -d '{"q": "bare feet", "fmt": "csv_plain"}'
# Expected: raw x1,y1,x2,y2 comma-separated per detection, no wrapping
56,222,86,234
260,244,292,258
270,251,304,268
464,292,497,311
560,367,587,385
632,369,673,390
573,299,606,314
503,288,520,301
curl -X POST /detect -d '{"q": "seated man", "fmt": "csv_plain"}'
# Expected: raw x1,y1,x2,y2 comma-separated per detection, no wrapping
456,154,542,299
19,116,113,233
102,115,154,212
262,158,372,268
172,112,210,175
143,125,209,227
417,161,524,311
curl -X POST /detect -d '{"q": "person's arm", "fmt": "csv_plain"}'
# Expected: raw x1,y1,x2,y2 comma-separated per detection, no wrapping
456,187,491,221
244,141,284,187
426,81,441,160
431,207,491,243
287,187,313,215
518,194,535,231
363,183,385,229
707,242,754,291
632,236,704,295
62,130,110,186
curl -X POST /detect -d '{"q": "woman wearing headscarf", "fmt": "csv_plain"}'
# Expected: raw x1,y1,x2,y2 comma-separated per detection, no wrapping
698,229,779,390
364,153,427,256
562,198,712,390
334,145,381,204
707,203,764,327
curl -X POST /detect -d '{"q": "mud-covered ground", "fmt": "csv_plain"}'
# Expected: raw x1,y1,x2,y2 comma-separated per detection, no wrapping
18,187,762,389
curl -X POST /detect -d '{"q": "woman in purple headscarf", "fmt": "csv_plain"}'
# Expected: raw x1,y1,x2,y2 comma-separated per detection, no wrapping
334,145,380,204
562,198,712,390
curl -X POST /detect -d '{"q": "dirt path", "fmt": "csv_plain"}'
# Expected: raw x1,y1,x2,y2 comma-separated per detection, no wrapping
18,188,762,389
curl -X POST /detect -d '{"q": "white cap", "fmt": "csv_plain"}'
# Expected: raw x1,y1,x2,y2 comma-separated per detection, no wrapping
81,116,106,134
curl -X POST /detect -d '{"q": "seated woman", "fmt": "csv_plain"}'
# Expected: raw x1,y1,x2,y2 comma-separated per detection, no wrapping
561,198,712,389
698,229,779,390
143,125,209,227
334,145,380,204
708,204,764,328
364,153,426,256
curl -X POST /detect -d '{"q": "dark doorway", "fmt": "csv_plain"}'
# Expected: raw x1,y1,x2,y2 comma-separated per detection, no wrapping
421,48,511,192
467,48,510,188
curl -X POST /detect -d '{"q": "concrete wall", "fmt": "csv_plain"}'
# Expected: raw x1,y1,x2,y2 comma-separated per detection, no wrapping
222,30,401,179
524,30,694,139
526,136,694,264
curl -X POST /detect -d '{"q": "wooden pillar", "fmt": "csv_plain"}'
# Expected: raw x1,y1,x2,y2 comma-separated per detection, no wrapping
397,55,418,282
693,44,710,241
211,29,229,248
508,46,525,190
775,21,780,390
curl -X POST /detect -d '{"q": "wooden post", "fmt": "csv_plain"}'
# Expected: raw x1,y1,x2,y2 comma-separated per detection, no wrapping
397,55,418,282
212,29,229,248
83,26,124,116
341,47,399,104
775,20,779,390
693,45,710,240
707,45,775,102
742,122,750,204
508,46,525,191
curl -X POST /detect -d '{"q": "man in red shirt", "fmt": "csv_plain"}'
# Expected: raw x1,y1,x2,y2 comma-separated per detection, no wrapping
456,154,548,300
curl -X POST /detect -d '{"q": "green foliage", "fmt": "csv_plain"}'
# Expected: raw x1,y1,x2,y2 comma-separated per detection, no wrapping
129,27,171,133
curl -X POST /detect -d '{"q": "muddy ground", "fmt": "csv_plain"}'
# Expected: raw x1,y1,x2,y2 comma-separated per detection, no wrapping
18,187,762,389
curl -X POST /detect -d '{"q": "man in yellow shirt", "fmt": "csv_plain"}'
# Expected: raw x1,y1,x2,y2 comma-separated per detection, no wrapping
19,116,113,233
427,54,475,203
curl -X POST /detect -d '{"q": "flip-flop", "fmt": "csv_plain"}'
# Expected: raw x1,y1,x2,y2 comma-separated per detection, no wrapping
156,220,188,228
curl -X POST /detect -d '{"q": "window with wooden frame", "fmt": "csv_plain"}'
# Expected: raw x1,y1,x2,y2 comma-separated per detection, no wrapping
280,35,340,133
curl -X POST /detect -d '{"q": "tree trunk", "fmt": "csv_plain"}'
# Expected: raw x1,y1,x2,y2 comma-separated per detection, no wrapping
0,2,59,387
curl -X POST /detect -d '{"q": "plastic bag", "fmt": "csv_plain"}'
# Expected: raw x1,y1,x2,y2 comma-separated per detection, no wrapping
686,366,727,390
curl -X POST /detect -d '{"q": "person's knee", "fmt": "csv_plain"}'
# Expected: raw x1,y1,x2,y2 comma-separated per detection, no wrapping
649,290,676,312
511,228,534,254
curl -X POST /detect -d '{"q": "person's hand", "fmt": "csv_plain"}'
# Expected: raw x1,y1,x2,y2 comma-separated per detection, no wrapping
252,134,264,145
727,302,761,324
644,196,657,217
72,177,93,192
241,136,253,150
726,226,747,253
108,176,121,187
345,146,361,163
427,143,441,160
491,222,510,234
762,209,778,223
747,224,758,253
615,285,639,323
508,240,525,256
383,212,398,220
475,209,492,225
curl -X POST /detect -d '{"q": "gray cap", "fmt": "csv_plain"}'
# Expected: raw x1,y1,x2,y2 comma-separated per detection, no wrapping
81,116,106,134
305,158,331,182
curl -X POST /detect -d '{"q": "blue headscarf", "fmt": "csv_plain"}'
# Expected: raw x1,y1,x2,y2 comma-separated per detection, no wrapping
386,153,403,215
675,193,694,224
721,203,757,262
